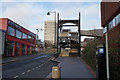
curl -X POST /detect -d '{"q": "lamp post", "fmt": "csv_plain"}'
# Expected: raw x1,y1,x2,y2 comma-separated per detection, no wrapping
36,28,42,53
47,11,56,57
36,29,39,43
36,28,43,44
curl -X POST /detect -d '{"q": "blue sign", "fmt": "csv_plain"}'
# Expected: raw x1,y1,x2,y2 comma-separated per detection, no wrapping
99,48,104,53
8,20,21,30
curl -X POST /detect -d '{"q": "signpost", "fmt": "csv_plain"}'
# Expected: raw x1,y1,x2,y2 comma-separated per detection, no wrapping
96,45,107,80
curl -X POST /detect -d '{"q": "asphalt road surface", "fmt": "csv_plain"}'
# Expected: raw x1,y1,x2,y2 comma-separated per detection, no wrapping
2,54,59,79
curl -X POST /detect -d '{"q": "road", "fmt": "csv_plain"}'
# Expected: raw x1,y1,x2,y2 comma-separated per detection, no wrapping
2,54,59,79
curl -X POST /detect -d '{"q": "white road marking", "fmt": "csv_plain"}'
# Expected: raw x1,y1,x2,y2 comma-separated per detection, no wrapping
32,68,35,70
36,67,38,68
27,70,30,72
41,61,48,66
22,72,25,75
48,58,51,61
13,59,50,79
13,76,19,78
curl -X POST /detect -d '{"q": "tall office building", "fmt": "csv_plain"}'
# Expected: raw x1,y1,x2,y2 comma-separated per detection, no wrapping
44,21,56,47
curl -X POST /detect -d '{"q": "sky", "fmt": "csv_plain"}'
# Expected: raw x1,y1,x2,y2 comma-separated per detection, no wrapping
0,0,103,41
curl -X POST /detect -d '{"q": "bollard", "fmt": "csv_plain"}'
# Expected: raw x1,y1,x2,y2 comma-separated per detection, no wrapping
54,52,55,57
52,66,61,79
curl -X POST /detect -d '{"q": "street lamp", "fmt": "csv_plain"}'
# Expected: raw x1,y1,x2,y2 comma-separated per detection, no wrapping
47,11,56,57
36,28,42,42
47,12,50,15
36,28,42,53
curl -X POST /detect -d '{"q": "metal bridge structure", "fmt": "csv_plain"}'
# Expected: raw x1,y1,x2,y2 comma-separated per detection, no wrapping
56,12,103,57
59,29,103,43
56,12,81,57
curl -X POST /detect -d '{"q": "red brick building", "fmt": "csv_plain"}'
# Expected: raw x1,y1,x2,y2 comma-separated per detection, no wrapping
0,18,36,56
101,1,120,79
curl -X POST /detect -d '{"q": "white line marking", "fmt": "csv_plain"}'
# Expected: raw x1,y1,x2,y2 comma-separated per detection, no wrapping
22,72,25,75
27,70,30,72
13,76,18,78
41,61,48,66
32,68,35,70
36,66,38,68
48,58,51,61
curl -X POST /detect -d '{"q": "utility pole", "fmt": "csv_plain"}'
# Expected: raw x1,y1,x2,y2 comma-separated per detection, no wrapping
57,13,59,57
36,29,39,45
36,28,42,53
78,12,81,57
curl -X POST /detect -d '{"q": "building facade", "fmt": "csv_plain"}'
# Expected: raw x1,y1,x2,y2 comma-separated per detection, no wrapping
44,21,56,47
101,1,120,79
0,18,36,56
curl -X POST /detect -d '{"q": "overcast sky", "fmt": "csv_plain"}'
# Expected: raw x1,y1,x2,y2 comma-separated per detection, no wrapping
0,0,103,41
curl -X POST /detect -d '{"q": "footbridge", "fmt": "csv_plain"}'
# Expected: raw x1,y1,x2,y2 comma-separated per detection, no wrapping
59,29,103,43
55,12,103,57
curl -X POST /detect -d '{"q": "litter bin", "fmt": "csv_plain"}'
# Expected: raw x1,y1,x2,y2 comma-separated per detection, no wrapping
52,66,61,79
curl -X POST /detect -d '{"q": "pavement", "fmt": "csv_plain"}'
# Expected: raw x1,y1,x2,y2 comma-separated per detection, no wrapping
1,53,45,64
50,56,95,79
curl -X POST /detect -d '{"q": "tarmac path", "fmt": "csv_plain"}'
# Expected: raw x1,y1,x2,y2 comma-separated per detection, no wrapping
56,56,94,78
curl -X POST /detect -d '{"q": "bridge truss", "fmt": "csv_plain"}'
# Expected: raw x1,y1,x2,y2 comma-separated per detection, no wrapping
56,12,81,57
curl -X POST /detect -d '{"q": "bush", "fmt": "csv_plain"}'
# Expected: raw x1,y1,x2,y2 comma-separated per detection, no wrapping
44,40,53,48
82,39,103,74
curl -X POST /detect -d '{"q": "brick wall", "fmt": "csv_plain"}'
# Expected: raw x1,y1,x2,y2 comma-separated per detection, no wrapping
107,23,120,79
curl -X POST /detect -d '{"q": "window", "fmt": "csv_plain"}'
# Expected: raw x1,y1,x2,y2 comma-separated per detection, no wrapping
32,37,35,43
8,20,21,30
5,40,14,56
112,18,116,27
116,13,120,25
108,21,113,30
108,13,120,30
22,44,26,55
15,42,21,56
27,45,31,54
16,30,21,39
23,33,27,41
28,35,31,42
32,47,35,54
7,26,15,36
8,20,15,27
